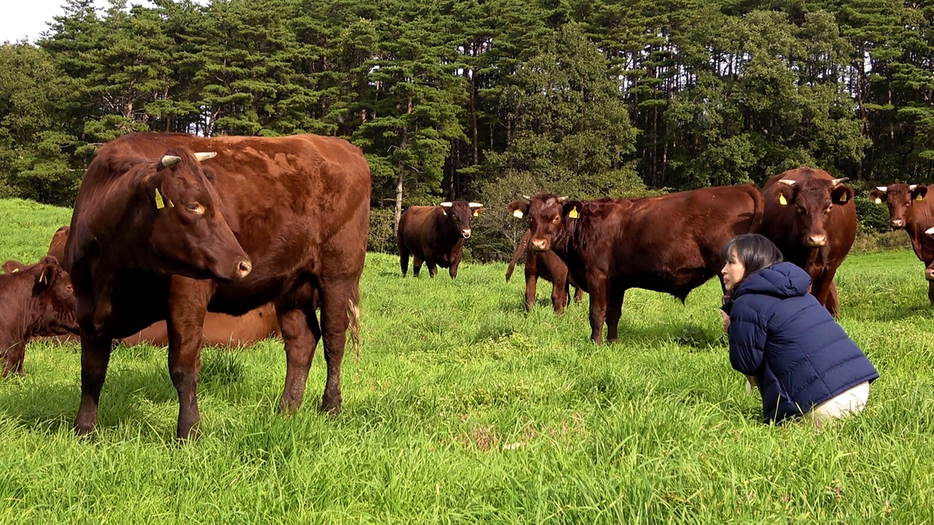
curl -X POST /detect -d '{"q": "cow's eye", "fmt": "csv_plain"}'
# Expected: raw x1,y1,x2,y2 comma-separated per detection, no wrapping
796,207,807,215
552,215,560,224
825,205,833,213
186,203,205,216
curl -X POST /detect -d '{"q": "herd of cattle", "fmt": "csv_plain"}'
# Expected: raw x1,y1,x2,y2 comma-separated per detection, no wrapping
0,131,930,441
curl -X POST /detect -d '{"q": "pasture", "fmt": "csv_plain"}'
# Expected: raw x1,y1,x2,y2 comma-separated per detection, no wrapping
0,198,933,523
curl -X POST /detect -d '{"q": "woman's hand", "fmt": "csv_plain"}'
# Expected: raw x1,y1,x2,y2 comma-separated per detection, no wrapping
720,309,731,331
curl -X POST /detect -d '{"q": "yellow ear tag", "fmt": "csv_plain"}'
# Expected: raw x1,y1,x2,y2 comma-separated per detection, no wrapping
39,270,47,284
154,188,166,209
473,210,480,217
11,268,18,273
839,194,847,203
568,207,579,219
917,194,924,201
512,210,524,219
874,198,882,204
778,194,788,206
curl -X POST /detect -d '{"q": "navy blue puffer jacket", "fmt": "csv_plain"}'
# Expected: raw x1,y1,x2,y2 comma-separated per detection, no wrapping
722,262,878,423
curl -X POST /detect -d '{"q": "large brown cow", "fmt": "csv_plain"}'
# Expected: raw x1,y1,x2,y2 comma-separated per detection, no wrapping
64,132,370,440
0,257,78,377
397,201,483,278
49,226,281,347
869,184,934,303
758,167,856,316
508,185,764,344
505,229,584,313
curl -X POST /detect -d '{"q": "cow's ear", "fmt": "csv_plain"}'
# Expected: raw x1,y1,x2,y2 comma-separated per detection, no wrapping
562,200,584,219
831,184,855,205
912,185,928,202
775,182,794,206
868,188,888,204
142,170,176,210
507,200,529,219
2,260,27,274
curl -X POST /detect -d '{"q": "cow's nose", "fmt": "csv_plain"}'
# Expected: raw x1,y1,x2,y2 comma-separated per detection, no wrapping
462,229,471,239
236,259,252,279
891,219,905,228
530,238,548,251
926,267,934,282
806,234,827,247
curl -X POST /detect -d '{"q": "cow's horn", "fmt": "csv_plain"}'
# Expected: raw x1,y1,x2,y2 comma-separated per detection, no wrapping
558,196,568,201
194,152,217,162
910,184,918,191
440,202,453,207
468,202,483,208
778,179,796,186
876,186,888,192
521,195,531,200
160,155,181,168
831,177,849,187
926,227,934,235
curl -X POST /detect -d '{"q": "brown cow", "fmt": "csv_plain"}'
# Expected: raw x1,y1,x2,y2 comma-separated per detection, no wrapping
508,185,764,344
397,201,483,278
49,226,281,347
869,184,934,303
64,132,370,440
505,229,584,313
758,167,856,316
0,257,78,377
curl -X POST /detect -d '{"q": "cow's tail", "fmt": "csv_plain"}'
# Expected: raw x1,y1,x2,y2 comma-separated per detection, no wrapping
747,184,766,234
506,229,532,282
347,290,361,364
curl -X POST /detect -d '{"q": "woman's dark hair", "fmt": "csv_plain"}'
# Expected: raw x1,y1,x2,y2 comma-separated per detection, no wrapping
721,234,784,287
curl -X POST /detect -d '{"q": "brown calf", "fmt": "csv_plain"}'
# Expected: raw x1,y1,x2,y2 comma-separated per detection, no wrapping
869,184,934,303
508,185,764,343
758,167,856,316
505,229,584,313
0,257,78,376
397,201,483,278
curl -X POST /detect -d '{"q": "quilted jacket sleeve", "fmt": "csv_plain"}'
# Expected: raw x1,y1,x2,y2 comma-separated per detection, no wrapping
727,299,767,375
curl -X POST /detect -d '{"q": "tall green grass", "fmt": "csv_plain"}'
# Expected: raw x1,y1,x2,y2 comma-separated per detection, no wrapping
0,198,933,523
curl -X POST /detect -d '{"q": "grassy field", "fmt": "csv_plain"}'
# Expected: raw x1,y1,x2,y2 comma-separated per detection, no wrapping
1,198,933,523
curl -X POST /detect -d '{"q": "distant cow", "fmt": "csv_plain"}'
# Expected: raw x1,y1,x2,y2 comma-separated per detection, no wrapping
49,226,280,347
397,201,483,278
65,132,370,440
758,167,856,316
508,185,764,343
0,257,78,377
869,184,934,303
505,229,584,313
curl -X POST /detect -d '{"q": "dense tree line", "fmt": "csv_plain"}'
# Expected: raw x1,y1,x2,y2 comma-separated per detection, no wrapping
1,0,932,259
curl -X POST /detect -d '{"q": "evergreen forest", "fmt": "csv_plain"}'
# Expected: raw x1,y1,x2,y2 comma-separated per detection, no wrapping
1,0,932,259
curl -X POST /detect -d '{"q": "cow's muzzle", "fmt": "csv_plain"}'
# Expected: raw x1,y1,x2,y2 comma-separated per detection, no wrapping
236,258,252,279
461,229,472,239
926,266,934,282
891,219,905,229
530,238,549,251
806,234,827,247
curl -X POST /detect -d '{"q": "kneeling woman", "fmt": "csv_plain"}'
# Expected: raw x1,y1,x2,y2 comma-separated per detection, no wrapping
719,234,879,425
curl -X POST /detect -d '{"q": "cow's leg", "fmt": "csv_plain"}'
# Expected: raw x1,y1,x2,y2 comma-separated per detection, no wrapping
552,275,569,314
413,256,423,277
605,293,624,344
277,303,321,414
587,281,607,344
74,330,114,436
427,261,438,278
928,280,934,305
449,257,460,278
399,245,410,277
573,286,585,304
166,277,210,441
524,273,537,312
811,271,838,316
2,341,26,377
318,280,358,414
